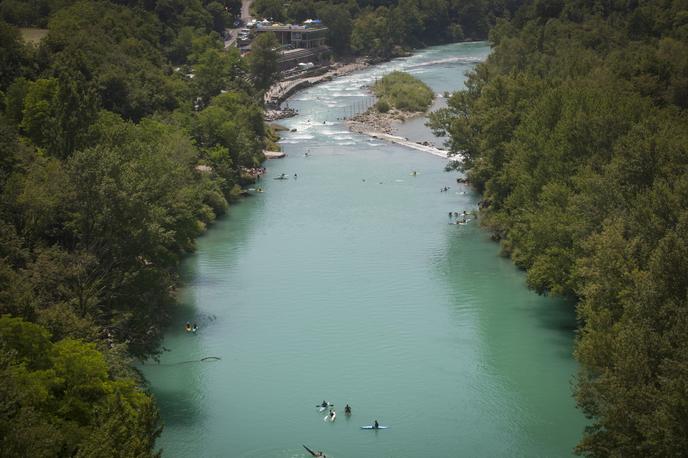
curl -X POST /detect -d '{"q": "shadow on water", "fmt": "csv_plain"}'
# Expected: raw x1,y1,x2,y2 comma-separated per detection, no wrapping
150,387,204,427
528,297,578,333
437,222,587,454
521,296,580,360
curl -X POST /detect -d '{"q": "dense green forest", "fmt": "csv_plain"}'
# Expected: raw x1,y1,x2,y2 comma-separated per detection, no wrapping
0,1,272,455
252,0,515,57
430,0,688,455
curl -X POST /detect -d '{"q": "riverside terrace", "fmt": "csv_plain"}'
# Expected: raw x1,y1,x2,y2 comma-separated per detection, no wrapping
255,22,328,49
254,22,331,71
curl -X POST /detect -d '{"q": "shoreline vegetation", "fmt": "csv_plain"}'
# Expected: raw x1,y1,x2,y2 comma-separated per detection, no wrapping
345,71,448,157
348,71,434,135
0,0,268,453
428,0,688,455
1,0,501,451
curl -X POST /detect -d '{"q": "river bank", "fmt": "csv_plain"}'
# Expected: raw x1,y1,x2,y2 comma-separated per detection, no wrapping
267,61,452,158
345,102,450,158
347,108,449,158
265,59,369,109
142,41,585,458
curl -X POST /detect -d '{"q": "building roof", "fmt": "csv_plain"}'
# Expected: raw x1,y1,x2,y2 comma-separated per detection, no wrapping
256,24,327,33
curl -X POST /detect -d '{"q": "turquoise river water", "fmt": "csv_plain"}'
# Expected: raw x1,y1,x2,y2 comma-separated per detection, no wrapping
142,42,587,457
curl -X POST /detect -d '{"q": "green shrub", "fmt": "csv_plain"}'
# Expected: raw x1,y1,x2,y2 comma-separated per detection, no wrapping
373,71,434,112
376,99,390,113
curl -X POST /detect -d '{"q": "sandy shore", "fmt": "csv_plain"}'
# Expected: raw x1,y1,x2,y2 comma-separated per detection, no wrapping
347,109,451,159
347,109,423,135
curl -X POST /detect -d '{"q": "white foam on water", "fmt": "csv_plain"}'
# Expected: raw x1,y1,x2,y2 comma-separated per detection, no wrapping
406,56,482,69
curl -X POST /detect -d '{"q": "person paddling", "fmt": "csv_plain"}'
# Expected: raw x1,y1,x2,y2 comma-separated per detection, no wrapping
303,445,326,457
344,404,351,415
373,420,380,429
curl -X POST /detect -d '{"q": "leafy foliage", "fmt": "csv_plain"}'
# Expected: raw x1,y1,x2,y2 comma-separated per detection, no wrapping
429,0,688,455
372,71,434,112
0,1,271,455
254,0,507,57
0,316,161,458
248,32,279,90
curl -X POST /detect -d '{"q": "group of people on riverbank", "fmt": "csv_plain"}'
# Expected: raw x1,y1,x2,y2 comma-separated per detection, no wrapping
241,166,266,180
448,210,475,225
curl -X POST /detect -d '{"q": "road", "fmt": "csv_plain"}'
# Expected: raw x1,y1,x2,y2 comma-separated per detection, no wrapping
241,0,253,21
224,0,253,49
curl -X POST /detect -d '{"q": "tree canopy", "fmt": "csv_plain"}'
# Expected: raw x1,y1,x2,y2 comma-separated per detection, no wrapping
0,1,271,455
372,71,434,112
253,0,507,57
429,0,688,455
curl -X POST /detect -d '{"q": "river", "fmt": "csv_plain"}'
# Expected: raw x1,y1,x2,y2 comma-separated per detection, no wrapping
141,42,587,457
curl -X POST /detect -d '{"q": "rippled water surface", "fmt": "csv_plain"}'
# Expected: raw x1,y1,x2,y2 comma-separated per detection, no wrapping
142,42,586,457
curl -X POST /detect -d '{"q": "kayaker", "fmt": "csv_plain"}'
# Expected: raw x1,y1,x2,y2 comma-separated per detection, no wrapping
320,400,328,408
373,420,380,429
192,323,198,333
303,445,326,457
185,322,191,332
344,404,351,415
329,409,335,419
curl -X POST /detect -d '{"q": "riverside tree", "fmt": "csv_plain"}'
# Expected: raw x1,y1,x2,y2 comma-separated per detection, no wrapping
248,32,280,90
429,0,688,455
0,1,272,454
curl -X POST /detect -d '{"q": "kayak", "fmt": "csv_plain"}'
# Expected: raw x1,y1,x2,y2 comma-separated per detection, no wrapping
361,425,389,429
317,403,333,412
302,445,324,457
324,411,336,422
